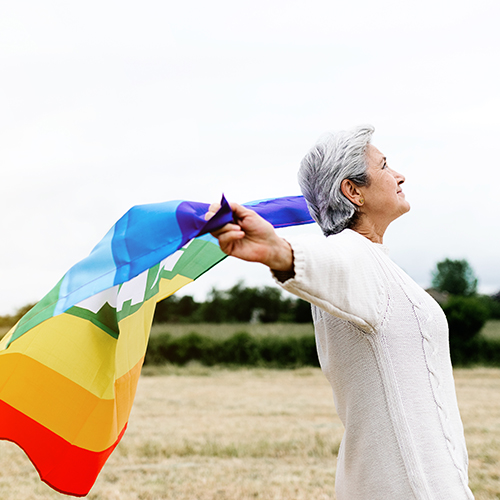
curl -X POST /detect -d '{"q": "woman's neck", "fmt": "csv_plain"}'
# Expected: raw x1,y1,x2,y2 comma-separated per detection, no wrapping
351,217,388,244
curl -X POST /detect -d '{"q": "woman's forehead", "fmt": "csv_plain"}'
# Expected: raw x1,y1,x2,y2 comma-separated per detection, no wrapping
366,144,385,167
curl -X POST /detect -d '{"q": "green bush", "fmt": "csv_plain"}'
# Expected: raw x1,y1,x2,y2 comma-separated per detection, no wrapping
443,296,489,344
477,294,500,320
220,332,262,365
144,330,319,368
442,295,492,366
146,332,219,366
448,336,500,367
144,321,500,368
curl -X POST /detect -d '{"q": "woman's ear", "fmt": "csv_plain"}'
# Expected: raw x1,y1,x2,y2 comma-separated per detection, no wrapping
341,179,364,207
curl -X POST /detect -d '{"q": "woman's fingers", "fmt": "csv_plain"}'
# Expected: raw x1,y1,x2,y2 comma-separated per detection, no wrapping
204,201,249,224
215,224,247,256
210,223,243,238
203,199,292,269
204,202,222,221
227,202,250,222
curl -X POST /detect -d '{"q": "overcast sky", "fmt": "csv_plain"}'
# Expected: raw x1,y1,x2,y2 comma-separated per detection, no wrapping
1,0,499,315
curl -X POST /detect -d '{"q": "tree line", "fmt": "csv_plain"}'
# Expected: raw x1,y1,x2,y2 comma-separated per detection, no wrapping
153,281,312,325
151,258,500,325
1,258,499,329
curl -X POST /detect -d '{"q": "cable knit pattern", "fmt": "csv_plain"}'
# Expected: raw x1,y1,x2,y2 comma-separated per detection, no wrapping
274,229,474,500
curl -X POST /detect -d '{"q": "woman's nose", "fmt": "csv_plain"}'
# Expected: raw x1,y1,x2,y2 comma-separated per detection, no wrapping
392,169,405,184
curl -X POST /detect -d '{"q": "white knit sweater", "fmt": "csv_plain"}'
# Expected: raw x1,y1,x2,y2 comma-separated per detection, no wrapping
276,229,474,500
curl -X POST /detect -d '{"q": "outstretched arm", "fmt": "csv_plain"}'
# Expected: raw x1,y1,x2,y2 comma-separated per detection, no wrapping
205,201,294,272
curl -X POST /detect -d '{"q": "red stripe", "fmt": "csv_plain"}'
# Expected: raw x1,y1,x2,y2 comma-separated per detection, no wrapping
0,399,126,497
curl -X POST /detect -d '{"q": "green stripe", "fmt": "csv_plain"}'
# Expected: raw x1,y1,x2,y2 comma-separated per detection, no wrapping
65,302,120,339
6,278,64,348
116,239,226,322
159,239,226,281
6,239,226,347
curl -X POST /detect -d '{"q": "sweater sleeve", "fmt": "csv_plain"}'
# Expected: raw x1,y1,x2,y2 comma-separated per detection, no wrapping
273,231,387,332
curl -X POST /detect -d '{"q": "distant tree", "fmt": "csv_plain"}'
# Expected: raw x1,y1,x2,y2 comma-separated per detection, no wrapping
477,294,500,320
224,282,261,322
293,299,313,323
153,295,200,323
0,303,37,328
198,287,230,323
258,286,288,323
431,258,478,296
177,295,199,317
153,282,314,324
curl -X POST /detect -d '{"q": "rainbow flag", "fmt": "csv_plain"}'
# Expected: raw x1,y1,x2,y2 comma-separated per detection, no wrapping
0,195,313,497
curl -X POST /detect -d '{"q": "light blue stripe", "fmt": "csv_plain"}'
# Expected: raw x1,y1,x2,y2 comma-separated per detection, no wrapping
54,225,118,315
112,200,183,284
53,200,185,315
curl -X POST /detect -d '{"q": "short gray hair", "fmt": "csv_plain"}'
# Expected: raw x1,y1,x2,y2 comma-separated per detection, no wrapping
298,125,374,236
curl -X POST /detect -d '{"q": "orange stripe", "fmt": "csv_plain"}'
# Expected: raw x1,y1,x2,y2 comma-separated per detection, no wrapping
4,313,119,399
0,353,143,451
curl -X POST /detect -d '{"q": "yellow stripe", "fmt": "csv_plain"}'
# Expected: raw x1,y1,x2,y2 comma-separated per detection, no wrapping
3,274,193,397
0,324,17,351
0,353,142,452
3,314,118,399
114,274,192,378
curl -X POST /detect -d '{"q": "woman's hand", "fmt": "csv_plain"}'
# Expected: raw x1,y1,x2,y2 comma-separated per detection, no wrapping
205,201,293,272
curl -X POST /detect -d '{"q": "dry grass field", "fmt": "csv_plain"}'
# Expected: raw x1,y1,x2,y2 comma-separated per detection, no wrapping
0,366,499,499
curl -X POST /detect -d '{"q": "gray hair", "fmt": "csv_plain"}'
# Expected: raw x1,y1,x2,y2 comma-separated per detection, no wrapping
298,124,374,236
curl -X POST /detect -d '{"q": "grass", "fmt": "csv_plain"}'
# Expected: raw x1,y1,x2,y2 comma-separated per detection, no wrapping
2,319,497,343
479,320,500,340
150,322,315,340
0,366,499,499
154,319,500,342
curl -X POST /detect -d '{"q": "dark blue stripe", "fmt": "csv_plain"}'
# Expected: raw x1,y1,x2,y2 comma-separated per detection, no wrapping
175,195,234,243
244,196,313,227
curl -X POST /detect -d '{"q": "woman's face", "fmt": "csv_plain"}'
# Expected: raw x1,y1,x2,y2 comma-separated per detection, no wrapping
361,145,410,224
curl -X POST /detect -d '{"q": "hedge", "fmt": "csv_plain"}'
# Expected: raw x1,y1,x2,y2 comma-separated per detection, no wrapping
145,329,500,368
449,337,500,367
145,331,319,368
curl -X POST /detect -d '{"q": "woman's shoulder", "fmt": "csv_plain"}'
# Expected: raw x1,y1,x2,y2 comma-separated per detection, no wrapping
291,228,368,245
286,228,380,267
325,229,380,258
280,228,389,332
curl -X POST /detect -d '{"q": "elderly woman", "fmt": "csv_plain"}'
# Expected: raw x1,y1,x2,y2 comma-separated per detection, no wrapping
206,125,474,499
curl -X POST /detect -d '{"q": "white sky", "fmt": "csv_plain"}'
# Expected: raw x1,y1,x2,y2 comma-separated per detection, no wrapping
1,0,499,315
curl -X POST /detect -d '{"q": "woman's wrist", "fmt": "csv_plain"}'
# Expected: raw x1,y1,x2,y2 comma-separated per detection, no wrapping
266,238,294,272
